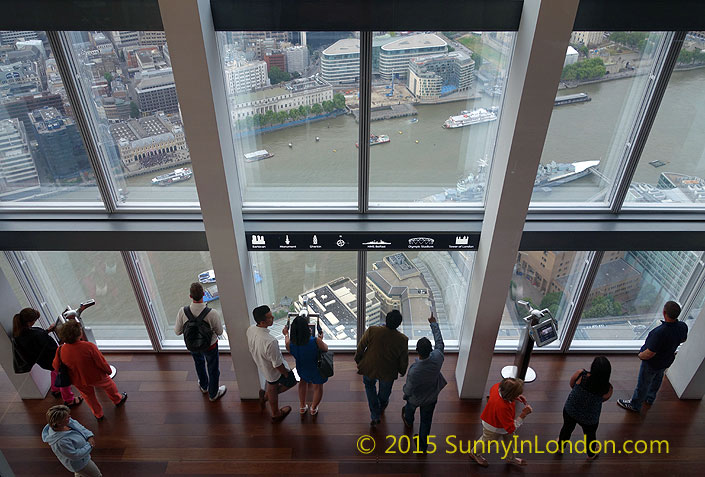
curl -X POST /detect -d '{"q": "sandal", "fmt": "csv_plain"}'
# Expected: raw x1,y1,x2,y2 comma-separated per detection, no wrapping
310,406,319,416
300,404,309,415
506,457,527,466
272,406,292,423
65,397,83,408
469,452,489,467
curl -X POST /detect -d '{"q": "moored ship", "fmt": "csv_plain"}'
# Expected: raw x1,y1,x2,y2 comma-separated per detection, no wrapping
151,168,192,186
442,108,497,129
244,150,274,162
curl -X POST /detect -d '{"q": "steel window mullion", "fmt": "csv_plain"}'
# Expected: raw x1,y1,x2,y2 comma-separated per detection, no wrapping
46,31,118,213
609,31,687,213
356,250,367,344
3,251,51,326
559,250,604,352
358,31,372,214
120,251,163,351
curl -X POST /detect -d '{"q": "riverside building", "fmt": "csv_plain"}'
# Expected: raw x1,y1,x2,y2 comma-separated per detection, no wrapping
379,33,448,80
321,38,360,84
408,51,474,100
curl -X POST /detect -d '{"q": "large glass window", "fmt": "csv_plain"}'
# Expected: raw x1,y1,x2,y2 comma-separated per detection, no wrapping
499,251,588,344
530,31,666,207
0,30,99,206
66,31,198,206
369,31,514,207
366,250,473,344
135,251,224,346
249,251,358,343
1,253,31,309
14,251,150,343
624,32,705,208
217,31,359,207
573,251,703,343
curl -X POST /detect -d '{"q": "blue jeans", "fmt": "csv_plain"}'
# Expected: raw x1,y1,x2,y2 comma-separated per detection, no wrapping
630,361,665,410
191,345,220,399
403,400,437,451
363,375,394,421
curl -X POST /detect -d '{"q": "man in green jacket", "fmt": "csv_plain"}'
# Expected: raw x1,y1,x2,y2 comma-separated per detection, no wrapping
355,310,409,426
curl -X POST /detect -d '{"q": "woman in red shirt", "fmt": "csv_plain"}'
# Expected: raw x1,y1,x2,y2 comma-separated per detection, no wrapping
469,377,532,467
54,320,127,421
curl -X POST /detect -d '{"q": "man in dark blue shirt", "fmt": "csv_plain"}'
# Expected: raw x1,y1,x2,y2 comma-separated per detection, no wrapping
618,301,688,413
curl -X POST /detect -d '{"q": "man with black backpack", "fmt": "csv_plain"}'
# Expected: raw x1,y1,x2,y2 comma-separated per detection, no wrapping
175,282,227,402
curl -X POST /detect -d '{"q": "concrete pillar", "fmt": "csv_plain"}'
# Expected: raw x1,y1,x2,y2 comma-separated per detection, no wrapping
158,0,262,398
455,0,579,398
667,310,705,399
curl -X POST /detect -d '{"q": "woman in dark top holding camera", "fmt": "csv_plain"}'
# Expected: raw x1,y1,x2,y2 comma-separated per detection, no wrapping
12,308,82,407
559,356,613,460
284,316,328,416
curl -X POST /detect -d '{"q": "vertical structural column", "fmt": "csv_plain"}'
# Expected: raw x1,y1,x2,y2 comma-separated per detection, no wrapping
455,0,579,399
667,308,705,400
159,0,261,398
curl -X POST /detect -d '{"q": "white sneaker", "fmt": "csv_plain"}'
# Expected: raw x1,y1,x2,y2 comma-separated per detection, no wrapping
209,385,227,402
199,385,208,394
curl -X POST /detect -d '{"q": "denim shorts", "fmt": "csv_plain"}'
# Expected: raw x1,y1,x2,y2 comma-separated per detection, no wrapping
267,369,297,387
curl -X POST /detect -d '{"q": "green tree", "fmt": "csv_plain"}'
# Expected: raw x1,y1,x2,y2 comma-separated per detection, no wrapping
268,66,290,85
288,108,299,120
129,101,140,118
540,291,563,317
263,110,276,125
276,111,289,123
311,103,323,115
333,93,346,110
471,52,483,70
561,57,606,81
303,105,312,116
583,295,622,319
447,45,455,53
322,100,335,113
245,115,255,129
298,105,307,117
103,72,113,84
291,71,301,79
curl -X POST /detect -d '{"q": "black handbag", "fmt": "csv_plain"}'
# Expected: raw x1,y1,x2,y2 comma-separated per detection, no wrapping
54,345,71,388
317,349,334,379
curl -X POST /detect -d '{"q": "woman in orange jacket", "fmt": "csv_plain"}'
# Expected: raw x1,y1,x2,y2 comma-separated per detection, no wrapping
54,320,127,421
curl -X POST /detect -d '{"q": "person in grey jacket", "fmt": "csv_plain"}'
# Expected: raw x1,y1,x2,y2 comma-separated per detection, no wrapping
402,312,447,451
41,405,102,476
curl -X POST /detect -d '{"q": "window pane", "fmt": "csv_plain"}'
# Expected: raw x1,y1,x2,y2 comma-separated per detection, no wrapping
573,251,702,343
250,251,358,342
17,251,150,343
499,251,588,343
368,31,514,207
66,31,198,206
366,251,473,344
217,31,359,207
1,253,31,309
530,31,666,207
625,32,705,208
135,251,224,345
0,31,100,205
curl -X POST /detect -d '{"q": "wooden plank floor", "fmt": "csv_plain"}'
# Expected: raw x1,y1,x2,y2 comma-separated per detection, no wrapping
1,353,703,476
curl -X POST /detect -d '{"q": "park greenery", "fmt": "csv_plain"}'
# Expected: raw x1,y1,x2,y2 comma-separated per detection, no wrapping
561,57,606,81
583,295,623,318
268,66,291,85
610,32,649,52
540,291,563,317
677,48,705,65
235,93,346,130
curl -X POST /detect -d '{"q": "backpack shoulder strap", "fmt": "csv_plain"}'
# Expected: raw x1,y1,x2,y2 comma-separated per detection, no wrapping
183,306,196,321
196,306,211,321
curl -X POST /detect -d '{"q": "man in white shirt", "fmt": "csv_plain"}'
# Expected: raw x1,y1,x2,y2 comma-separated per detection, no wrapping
246,305,297,422
175,283,226,402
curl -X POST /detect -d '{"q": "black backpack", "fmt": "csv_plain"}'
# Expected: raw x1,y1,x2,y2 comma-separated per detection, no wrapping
182,306,213,352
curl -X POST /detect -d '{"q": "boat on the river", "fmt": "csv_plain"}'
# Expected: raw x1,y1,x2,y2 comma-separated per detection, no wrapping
244,150,274,162
355,134,390,148
198,269,216,284
442,108,497,129
554,92,591,106
203,285,219,303
151,168,192,186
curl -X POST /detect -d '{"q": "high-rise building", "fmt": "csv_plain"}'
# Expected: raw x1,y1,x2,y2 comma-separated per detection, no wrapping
135,69,179,114
0,30,38,46
109,113,187,171
284,46,309,74
139,31,167,46
0,118,39,198
570,31,605,47
321,38,360,84
28,107,90,182
408,51,475,100
379,33,447,80
110,31,140,47
224,60,269,95
626,251,704,300
263,51,286,73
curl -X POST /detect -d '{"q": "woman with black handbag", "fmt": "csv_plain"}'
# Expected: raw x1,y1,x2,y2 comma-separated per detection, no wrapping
284,315,329,416
12,308,83,407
